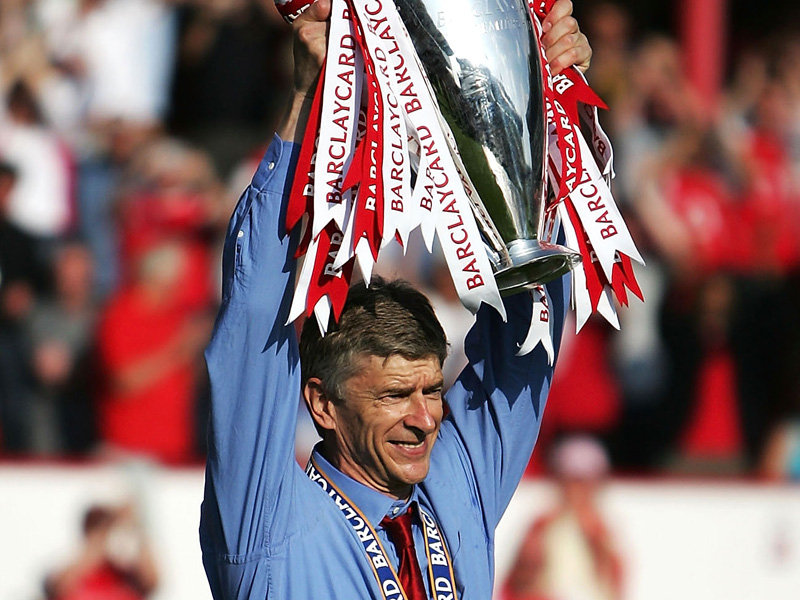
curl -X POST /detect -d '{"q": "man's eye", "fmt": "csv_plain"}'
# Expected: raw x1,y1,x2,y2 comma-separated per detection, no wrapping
381,394,406,404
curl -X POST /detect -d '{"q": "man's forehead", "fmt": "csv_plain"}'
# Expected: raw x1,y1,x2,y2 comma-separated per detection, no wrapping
343,354,444,389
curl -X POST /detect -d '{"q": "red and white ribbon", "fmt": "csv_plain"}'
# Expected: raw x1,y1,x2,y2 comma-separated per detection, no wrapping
356,4,414,249
275,0,315,22
528,0,643,338
517,285,555,363
312,0,362,238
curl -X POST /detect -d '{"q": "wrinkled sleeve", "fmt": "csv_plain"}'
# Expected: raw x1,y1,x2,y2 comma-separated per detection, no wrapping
439,276,568,531
199,136,301,596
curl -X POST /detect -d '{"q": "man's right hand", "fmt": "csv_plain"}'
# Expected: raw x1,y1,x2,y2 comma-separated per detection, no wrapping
277,0,331,141
293,0,331,96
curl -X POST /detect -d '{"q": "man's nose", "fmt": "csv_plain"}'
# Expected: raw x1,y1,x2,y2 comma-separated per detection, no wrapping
404,392,437,433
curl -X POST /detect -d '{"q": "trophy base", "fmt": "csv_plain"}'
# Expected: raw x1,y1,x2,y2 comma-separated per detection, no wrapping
492,240,581,296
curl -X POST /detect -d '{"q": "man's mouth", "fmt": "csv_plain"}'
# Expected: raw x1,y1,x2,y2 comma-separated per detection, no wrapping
391,440,424,449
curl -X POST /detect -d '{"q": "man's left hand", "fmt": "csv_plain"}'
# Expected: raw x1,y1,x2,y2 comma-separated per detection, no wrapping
541,0,592,75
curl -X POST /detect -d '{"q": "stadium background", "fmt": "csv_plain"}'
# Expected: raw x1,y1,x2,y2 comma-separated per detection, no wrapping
1,1,799,599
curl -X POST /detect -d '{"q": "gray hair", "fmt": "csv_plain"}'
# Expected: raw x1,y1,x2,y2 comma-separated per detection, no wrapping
299,276,448,401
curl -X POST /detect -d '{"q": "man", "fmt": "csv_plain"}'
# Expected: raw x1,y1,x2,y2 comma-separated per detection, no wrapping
45,502,159,600
200,1,592,598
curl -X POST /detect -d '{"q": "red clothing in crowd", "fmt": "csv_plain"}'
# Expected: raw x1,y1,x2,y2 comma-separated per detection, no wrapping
49,561,145,600
97,287,195,463
663,167,742,272
526,320,621,475
680,346,743,458
738,130,800,273
119,191,214,312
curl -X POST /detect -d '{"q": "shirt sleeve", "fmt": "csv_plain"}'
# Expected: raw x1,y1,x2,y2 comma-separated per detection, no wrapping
438,276,568,532
200,136,302,575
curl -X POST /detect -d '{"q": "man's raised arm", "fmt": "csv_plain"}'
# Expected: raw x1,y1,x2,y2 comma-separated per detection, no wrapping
199,3,330,594
432,0,592,531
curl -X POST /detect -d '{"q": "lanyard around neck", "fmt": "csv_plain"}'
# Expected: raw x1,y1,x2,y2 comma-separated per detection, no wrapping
305,457,459,600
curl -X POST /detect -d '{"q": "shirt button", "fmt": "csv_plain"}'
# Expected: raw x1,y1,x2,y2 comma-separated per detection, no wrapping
392,507,400,515
237,230,244,238
268,161,275,170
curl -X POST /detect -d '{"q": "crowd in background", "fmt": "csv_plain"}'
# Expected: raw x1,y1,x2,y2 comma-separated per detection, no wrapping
1,0,799,483
0,0,291,466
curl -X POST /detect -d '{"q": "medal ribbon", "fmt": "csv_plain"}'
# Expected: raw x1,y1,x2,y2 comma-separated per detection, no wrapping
306,458,459,600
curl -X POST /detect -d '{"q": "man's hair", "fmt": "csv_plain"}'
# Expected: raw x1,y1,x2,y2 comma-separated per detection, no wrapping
299,276,448,401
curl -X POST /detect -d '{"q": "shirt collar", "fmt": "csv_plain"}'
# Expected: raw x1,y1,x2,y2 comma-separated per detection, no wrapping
310,443,417,526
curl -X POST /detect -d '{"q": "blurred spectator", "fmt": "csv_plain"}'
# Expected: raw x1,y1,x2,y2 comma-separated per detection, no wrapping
758,275,800,481
76,119,164,300
527,315,622,476
0,160,47,304
761,415,800,481
583,2,633,132
630,123,750,474
37,0,177,127
0,160,41,452
44,501,159,600
96,242,211,464
0,79,73,238
30,0,179,299
501,435,623,600
169,0,291,176
615,35,706,202
117,135,224,310
25,241,98,454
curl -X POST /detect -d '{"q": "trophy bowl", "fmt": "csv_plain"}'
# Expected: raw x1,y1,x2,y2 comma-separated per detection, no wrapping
395,0,581,294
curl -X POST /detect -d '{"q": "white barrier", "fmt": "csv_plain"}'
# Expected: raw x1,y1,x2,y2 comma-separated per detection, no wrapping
498,480,800,600
1,461,209,600
2,463,799,600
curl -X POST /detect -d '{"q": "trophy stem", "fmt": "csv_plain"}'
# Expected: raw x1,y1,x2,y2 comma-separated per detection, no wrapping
491,240,581,296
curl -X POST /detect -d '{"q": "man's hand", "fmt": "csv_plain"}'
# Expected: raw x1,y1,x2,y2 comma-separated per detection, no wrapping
292,0,331,97
541,0,592,75
277,0,331,141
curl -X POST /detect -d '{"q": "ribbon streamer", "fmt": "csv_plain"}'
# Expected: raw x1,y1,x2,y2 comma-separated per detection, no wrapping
275,0,644,351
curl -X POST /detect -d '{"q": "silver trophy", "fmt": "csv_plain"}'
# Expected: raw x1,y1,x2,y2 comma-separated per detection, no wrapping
395,0,580,294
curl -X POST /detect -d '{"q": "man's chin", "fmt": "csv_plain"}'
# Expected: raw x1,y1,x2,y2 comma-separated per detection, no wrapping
394,463,430,487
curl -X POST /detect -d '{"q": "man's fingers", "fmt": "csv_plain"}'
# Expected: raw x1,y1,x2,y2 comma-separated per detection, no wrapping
547,33,592,75
542,0,573,32
297,0,331,24
546,33,581,66
540,0,591,75
541,15,579,51
296,19,327,53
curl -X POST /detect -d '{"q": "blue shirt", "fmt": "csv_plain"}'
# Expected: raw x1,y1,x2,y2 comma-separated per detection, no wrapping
200,135,568,599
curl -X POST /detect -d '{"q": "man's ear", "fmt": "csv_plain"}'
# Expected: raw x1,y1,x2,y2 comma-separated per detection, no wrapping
303,377,338,432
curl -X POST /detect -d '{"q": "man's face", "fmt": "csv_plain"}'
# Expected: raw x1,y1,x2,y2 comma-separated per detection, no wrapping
330,354,444,499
